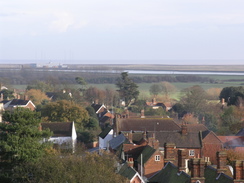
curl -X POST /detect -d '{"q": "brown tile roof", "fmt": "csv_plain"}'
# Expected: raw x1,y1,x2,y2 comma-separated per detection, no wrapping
41,122,73,137
148,131,202,148
117,118,181,132
123,144,146,159
186,124,208,132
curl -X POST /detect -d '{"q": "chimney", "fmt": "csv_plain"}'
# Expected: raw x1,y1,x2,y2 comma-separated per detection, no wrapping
216,151,227,174
178,149,187,172
202,116,205,125
181,123,187,135
126,109,129,118
221,98,225,105
148,135,159,150
233,160,244,181
164,143,176,165
128,131,133,143
189,158,205,183
24,95,28,100
127,158,134,167
141,109,145,118
153,98,156,104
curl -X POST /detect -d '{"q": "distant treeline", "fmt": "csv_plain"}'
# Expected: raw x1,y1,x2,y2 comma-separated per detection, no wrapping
0,69,215,85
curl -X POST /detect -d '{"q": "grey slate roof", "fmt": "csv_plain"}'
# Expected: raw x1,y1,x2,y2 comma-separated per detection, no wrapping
109,133,129,150
41,122,73,137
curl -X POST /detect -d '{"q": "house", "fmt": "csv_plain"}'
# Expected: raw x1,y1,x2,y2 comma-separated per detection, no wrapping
99,126,114,150
137,145,164,178
201,130,223,165
218,135,244,153
149,150,240,183
91,103,107,118
147,124,203,161
118,163,145,183
41,122,77,152
2,99,36,111
146,98,174,111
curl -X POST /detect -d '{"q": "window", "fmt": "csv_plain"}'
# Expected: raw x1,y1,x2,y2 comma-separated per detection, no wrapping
155,155,160,161
189,150,195,156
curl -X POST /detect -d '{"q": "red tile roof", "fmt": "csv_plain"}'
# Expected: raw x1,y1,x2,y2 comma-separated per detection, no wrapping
218,136,244,147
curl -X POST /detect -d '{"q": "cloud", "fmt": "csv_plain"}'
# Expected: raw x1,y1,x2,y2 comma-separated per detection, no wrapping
50,12,75,33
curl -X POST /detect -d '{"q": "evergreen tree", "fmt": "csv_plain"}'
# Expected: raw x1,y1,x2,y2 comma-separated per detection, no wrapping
116,72,139,107
0,108,52,182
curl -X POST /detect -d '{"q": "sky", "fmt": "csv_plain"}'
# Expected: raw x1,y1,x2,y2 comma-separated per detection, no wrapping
0,0,244,65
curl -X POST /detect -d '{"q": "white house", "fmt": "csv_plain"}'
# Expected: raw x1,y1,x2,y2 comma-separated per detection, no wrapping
41,122,77,152
98,126,113,150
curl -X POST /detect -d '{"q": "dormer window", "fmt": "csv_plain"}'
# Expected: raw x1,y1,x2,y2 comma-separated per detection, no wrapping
189,150,195,156
155,155,160,161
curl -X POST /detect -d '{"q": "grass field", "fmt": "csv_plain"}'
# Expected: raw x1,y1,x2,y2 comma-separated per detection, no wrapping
12,73,244,101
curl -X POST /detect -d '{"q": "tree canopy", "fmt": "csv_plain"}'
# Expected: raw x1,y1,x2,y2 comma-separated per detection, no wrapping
219,86,244,106
0,108,52,181
116,72,139,107
41,100,89,130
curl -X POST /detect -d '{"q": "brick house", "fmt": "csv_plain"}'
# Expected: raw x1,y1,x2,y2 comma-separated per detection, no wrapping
137,145,164,178
3,99,36,111
149,150,243,183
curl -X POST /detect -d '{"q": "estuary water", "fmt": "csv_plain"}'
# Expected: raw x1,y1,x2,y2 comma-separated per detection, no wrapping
124,70,244,76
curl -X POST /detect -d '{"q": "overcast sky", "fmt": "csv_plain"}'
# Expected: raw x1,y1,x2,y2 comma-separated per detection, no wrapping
0,0,244,65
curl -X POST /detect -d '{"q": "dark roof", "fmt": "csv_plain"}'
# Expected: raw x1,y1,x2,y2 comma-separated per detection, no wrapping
148,131,202,148
0,100,10,104
187,124,208,132
204,166,233,183
9,99,29,106
41,122,73,137
109,133,129,150
202,130,211,139
91,103,107,113
99,126,112,139
137,145,156,165
118,163,137,180
236,128,244,136
117,118,181,132
148,162,190,183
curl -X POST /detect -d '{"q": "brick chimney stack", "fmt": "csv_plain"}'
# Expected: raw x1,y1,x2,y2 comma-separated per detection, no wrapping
178,149,187,172
189,158,205,183
164,143,176,165
141,109,145,118
233,160,244,181
216,151,227,174
127,158,134,167
181,123,187,135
